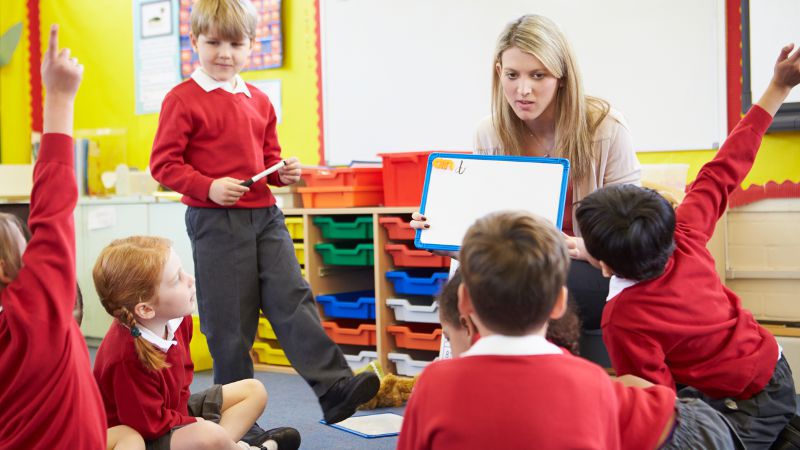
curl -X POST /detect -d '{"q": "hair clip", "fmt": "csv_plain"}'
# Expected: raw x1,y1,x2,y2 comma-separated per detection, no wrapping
130,326,142,338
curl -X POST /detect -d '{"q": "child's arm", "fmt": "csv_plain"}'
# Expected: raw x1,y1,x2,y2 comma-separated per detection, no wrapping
676,44,800,242
604,322,675,391
3,25,82,326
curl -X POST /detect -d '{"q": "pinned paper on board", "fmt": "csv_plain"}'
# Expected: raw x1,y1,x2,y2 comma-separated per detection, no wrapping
415,153,570,252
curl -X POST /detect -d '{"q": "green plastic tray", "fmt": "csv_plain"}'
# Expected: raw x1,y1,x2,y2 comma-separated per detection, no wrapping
312,216,373,240
315,242,374,266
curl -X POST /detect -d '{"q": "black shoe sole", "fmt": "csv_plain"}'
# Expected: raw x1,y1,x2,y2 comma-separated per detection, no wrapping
323,374,380,424
252,427,301,450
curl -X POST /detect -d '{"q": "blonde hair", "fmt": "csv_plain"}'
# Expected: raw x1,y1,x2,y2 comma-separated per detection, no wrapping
93,236,172,371
0,213,25,289
190,0,258,41
490,14,609,182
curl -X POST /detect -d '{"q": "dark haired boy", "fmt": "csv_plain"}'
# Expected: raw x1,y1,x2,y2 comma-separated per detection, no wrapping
576,45,800,449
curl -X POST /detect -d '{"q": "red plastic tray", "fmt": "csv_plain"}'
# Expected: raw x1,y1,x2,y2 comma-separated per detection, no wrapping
379,217,416,241
385,243,450,268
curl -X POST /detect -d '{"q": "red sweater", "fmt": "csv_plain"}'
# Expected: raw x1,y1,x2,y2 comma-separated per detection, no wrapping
0,134,106,449
602,105,779,399
93,316,196,440
397,353,675,450
150,79,285,208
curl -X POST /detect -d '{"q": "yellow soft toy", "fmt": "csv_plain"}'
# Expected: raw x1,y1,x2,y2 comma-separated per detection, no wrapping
355,362,417,409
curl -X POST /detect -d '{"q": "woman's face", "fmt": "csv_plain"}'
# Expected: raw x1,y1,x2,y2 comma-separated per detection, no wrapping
497,46,560,124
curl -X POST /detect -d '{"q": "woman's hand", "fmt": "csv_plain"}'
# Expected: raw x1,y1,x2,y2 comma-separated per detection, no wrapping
562,233,598,265
410,211,429,230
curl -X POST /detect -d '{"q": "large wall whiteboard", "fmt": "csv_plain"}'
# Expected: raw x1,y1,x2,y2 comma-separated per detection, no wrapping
320,0,727,165
415,153,569,251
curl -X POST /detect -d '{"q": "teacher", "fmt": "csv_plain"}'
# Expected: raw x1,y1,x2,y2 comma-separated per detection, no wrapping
413,14,641,332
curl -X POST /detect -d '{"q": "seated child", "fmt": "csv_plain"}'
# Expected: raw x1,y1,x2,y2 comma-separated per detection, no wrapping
0,25,106,449
575,44,800,449
439,269,581,357
92,236,300,450
435,262,741,449
398,211,739,449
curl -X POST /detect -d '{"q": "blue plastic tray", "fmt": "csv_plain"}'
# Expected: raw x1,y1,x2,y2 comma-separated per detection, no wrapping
316,290,376,319
385,271,449,296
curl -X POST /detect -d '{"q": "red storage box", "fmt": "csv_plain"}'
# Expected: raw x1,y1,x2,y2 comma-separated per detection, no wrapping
379,151,469,206
379,217,416,241
322,320,378,346
385,243,450,268
297,185,383,208
387,324,442,351
301,167,383,187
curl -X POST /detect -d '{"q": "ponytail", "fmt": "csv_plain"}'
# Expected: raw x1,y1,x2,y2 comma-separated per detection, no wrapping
113,306,170,372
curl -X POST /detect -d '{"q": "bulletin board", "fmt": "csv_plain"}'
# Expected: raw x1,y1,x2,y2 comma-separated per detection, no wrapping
415,153,570,251
178,0,283,77
320,0,728,165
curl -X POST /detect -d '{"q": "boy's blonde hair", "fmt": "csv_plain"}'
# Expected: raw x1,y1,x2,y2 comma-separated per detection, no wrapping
93,236,172,371
460,211,570,335
0,213,25,288
490,14,609,183
190,0,258,41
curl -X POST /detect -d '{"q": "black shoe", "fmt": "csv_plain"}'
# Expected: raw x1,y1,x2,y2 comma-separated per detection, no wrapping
319,372,380,424
250,427,301,450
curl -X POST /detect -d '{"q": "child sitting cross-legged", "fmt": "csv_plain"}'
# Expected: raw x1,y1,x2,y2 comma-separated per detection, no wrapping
576,44,800,449
92,236,300,450
398,211,740,449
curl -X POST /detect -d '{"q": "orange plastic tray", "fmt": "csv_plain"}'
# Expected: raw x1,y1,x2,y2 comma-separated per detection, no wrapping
379,217,416,241
385,243,450,268
321,320,378,346
301,167,383,188
298,185,383,208
387,324,442,351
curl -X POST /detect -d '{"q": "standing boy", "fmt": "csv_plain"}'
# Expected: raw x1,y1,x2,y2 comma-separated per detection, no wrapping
149,0,378,438
576,44,800,449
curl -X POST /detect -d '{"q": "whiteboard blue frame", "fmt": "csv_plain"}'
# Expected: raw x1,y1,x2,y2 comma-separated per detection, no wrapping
414,153,570,252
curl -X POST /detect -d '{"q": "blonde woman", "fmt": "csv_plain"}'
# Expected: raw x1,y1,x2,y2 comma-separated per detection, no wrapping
413,14,640,331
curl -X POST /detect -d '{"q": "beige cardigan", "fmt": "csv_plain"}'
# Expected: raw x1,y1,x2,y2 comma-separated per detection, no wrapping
473,109,641,236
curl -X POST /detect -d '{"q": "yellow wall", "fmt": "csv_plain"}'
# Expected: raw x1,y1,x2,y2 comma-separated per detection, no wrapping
1,0,798,189
0,1,31,164
0,0,321,168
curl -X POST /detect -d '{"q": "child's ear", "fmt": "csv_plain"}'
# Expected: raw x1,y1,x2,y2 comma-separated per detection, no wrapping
598,261,614,278
549,286,568,320
457,282,474,317
133,301,156,320
189,32,198,52
0,260,13,284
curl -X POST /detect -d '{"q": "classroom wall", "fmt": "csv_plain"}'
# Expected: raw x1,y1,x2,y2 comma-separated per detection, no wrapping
1,0,321,168
0,0,798,191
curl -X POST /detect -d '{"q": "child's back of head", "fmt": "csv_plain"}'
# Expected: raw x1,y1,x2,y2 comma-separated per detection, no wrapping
460,211,570,335
190,0,258,42
576,184,676,281
0,213,27,289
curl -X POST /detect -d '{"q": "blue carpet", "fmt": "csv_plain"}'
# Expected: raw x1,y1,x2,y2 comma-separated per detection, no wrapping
191,369,404,450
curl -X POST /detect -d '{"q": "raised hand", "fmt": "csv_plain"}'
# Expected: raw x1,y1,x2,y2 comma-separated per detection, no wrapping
41,24,83,135
278,157,301,185
758,43,800,116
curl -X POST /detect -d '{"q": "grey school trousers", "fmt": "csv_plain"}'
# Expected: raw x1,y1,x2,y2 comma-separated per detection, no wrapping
186,206,352,397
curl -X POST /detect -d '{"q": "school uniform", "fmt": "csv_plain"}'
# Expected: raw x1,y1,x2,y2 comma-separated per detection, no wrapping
602,105,796,449
474,110,640,329
150,69,351,395
0,133,106,449
397,334,676,450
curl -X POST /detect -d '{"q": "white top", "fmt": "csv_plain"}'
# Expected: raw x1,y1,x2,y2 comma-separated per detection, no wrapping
462,334,563,357
191,68,251,98
473,109,641,236
606,276,639,302
138,317,184,352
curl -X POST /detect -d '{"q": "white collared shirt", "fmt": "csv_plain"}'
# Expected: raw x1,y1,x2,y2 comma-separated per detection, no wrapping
190,68,251,98
462,334,563,357
138,317,184,352
606,275,638,302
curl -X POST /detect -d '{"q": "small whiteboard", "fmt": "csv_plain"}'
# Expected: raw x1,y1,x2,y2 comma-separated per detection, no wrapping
415,153,569,251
